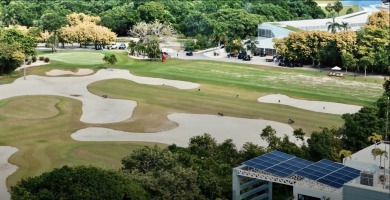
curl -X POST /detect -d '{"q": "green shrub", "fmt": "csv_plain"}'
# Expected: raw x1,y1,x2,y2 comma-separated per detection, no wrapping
24,58,28,62
183,39,196,51
44,57,50,63
39,56,44,61
32,56,37,62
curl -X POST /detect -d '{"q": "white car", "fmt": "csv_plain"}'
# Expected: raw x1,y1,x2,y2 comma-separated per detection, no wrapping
107,42,118,49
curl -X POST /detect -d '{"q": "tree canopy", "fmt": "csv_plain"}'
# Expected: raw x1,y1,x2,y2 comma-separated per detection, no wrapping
11,165,147,200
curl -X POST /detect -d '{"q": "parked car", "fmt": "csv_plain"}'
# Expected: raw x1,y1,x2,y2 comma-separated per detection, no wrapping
186,51,193,56
118,43,126,49
107,42,118,49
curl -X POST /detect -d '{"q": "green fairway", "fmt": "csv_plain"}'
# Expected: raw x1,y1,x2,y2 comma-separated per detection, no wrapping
45,52,105,65
0,50,383,190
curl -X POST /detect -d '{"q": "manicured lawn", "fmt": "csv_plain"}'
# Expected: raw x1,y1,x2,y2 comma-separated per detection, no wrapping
0,96,164,186
44,51,105,65
0,50,383,189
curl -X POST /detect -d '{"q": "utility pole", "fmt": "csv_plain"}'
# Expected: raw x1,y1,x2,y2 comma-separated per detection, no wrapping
23,59,26,80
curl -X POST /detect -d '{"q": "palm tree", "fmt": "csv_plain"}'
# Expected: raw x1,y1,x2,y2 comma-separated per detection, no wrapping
333,1,343,16
244,37,259,55
372,148,388,169
368,133,383,149
326,17,341,33
339,149,352,164
340,22,350,31
127,40,137,56
210,25,228,47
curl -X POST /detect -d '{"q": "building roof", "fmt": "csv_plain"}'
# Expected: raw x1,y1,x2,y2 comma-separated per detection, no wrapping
347,142,390,167
275,5,383,32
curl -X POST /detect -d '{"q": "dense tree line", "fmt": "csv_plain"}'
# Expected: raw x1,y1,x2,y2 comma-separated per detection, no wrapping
274,10,390,73
0,0,325,37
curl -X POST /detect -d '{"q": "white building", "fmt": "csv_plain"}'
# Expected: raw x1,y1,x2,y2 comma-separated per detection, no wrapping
256,4,389,56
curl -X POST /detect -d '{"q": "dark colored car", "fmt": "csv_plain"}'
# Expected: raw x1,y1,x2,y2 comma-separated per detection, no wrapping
186,51,193,56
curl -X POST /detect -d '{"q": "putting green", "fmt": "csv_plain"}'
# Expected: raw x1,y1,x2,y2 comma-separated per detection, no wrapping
45,52,105,65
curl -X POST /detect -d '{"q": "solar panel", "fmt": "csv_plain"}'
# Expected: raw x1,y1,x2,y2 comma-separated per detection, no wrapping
296,159,361,188
243,151,360,189
243,151,313,178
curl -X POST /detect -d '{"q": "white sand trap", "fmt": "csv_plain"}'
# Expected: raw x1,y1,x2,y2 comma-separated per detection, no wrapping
0,69,199,123
46,69,94,76
0,146,18,200
258,94,362,115
72,113,305,148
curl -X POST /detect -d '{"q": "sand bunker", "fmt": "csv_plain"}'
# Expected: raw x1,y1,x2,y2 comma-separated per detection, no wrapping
0,69,199,123
72,113,304,148
46,69,94,76
258,94,362,115
0,146,18,200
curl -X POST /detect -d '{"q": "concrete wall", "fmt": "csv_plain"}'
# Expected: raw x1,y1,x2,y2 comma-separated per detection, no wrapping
293,186,342,200
343,184,389,200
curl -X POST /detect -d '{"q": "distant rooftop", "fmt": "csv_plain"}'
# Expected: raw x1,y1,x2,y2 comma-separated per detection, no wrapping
272,4,386,32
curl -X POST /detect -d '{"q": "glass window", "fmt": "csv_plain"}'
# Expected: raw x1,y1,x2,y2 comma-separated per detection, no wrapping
258,29,275,38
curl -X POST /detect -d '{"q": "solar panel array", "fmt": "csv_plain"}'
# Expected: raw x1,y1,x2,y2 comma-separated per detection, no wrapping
243,151,360,189
296,159,360,188
243,151,313,177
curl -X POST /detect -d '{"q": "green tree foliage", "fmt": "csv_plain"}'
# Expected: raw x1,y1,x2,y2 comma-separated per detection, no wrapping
11,165,147,200
340,106,384,152
122,134,261,200
137,1,174,23
333,1,343,16
145,36,161,61
208,8,262,40
248,4,293,21
39,11,67,52
326,17,341,33
100,4,140,36
346,8,354,15
307,127,342,162
122,145,177,173
102,54,117,65
325,3,334,13
0,28,36,74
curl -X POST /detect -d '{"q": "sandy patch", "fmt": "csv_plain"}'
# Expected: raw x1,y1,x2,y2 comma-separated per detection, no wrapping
0,69,199,123
258,94,362,115
72,113,304,148
0,146,18,200
45,69,94,76
15,61,49,71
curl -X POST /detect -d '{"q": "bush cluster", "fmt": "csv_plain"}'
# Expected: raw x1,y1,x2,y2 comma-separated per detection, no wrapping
32,56,37,62
44,57,50,63
39,56,44,61
26,60,32,65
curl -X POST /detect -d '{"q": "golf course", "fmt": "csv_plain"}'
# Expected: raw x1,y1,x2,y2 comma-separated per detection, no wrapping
0,50,383,191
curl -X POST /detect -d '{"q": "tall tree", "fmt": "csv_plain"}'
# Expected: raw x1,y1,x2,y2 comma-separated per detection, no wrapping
333,1,343,16
326,17,341,33
40,11,67,52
